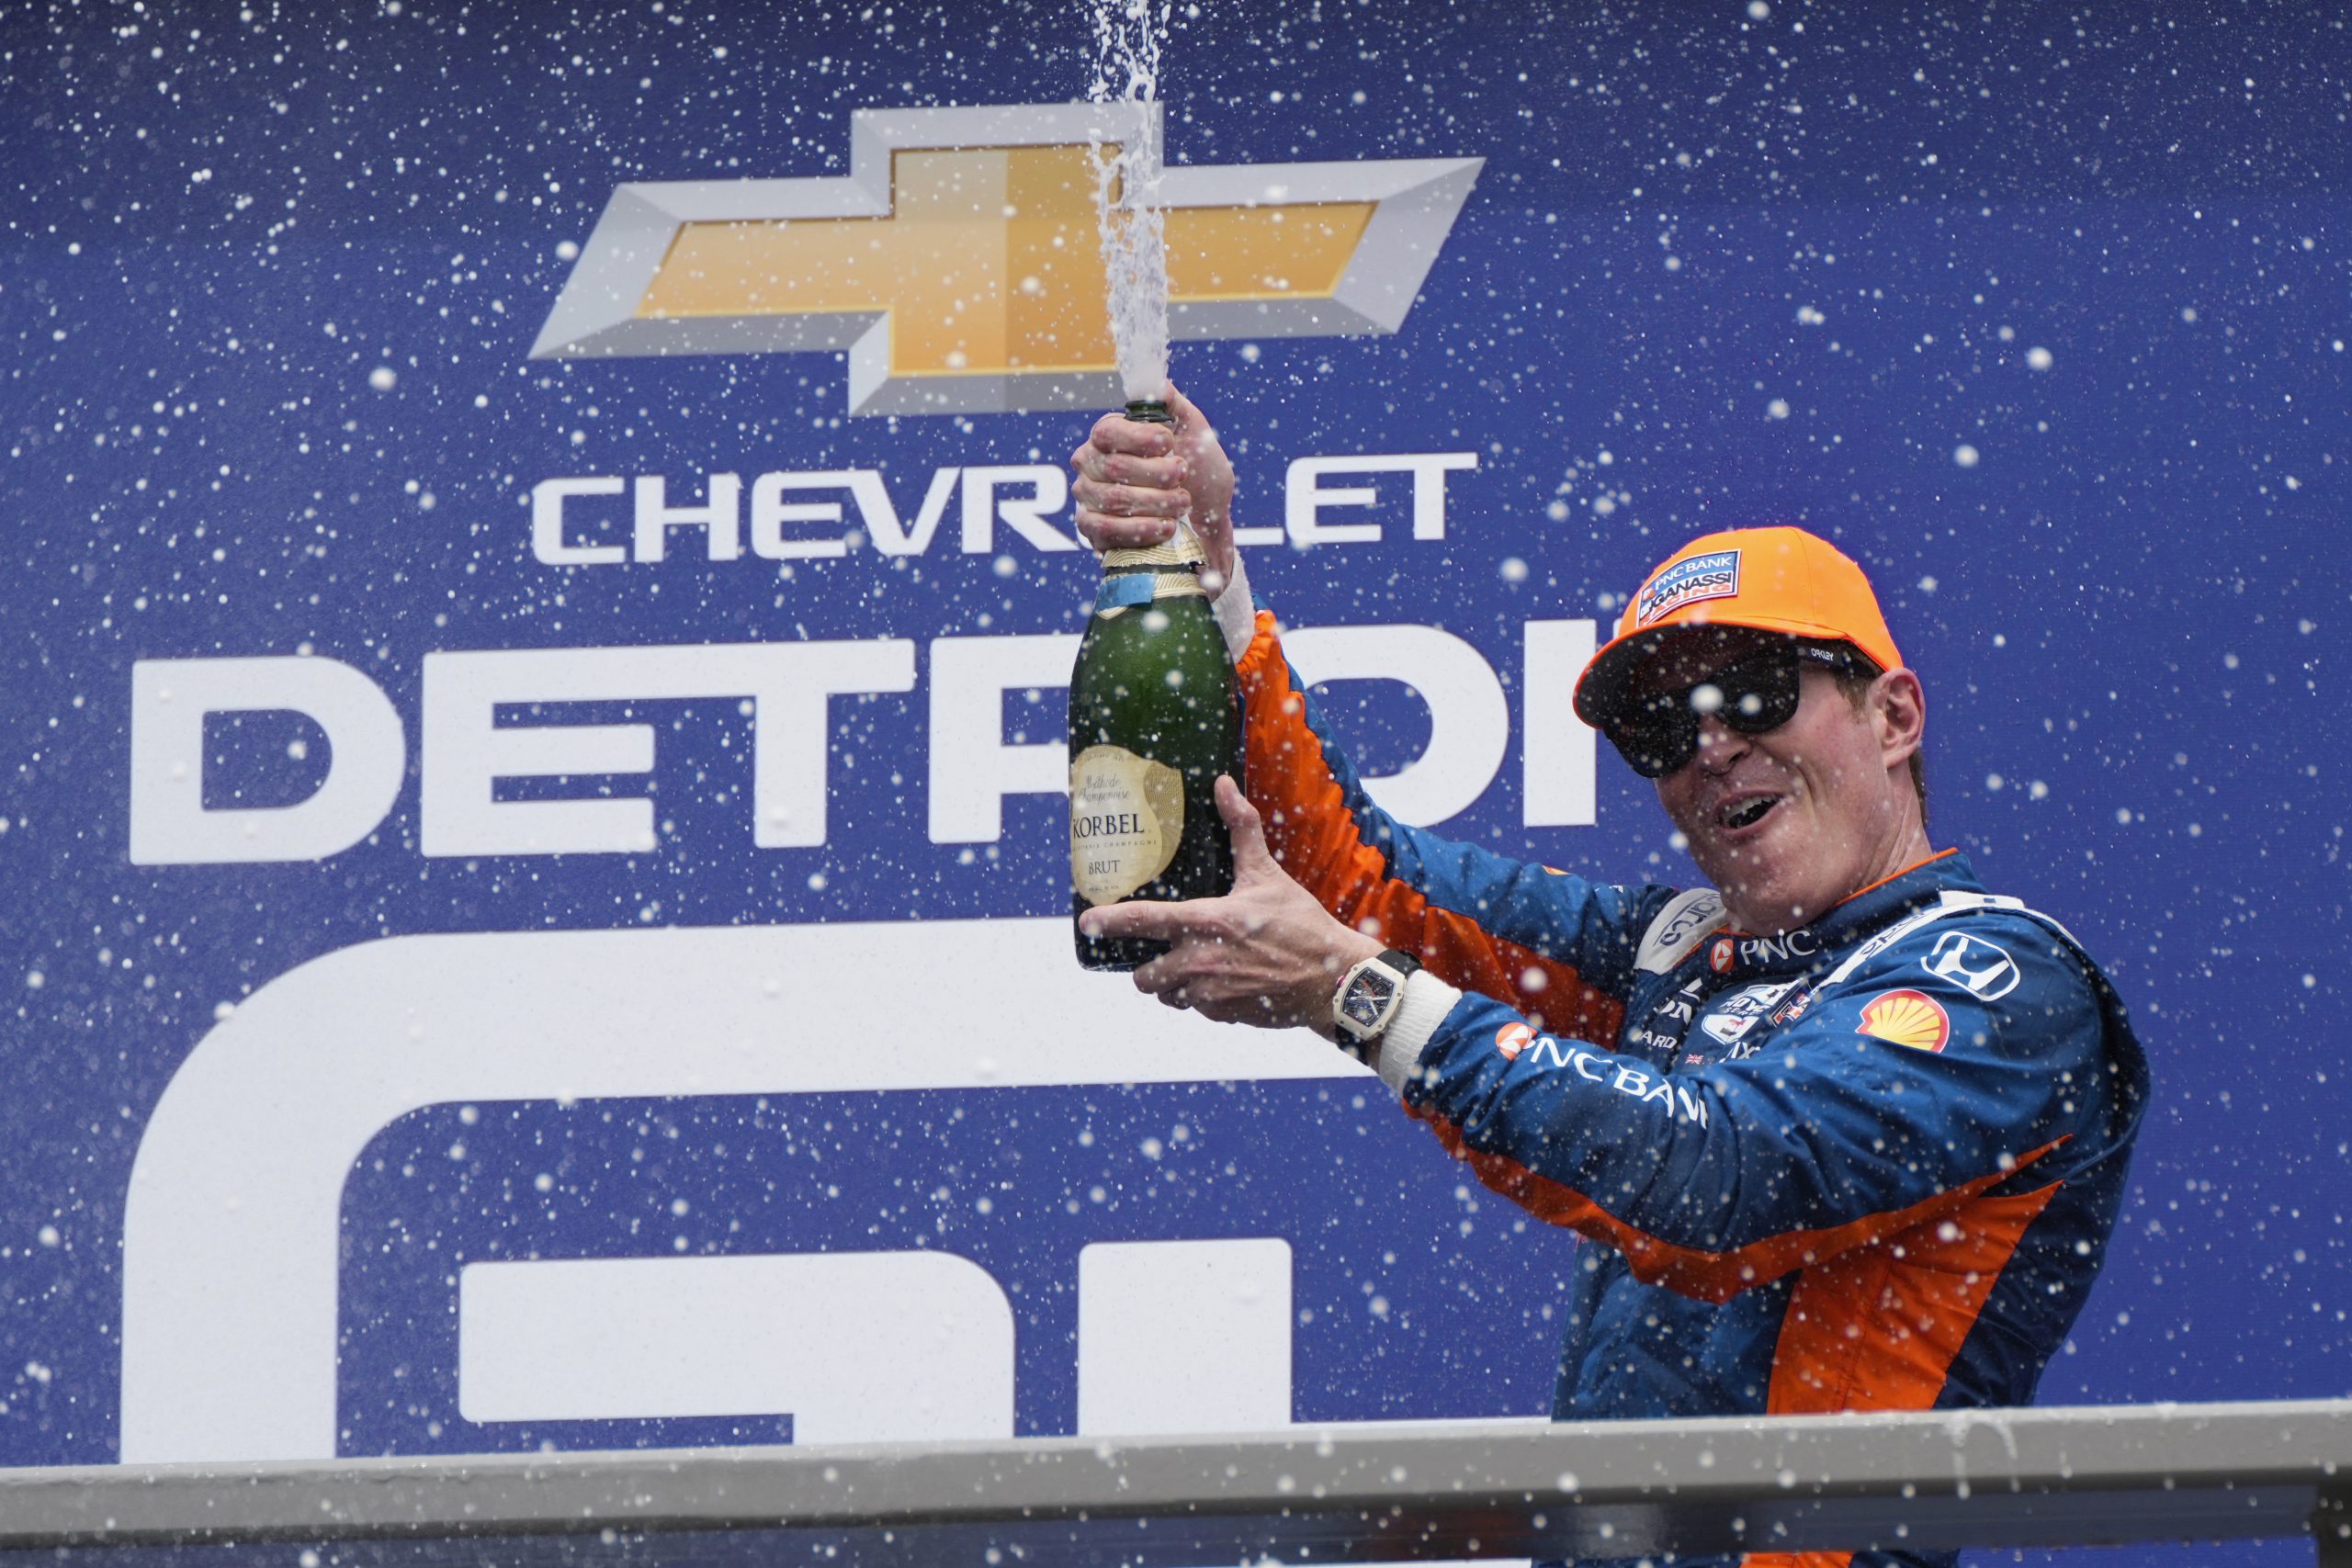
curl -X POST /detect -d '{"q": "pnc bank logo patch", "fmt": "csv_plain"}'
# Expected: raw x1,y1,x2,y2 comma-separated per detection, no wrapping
1636,550,1743,626
535,103,1482,415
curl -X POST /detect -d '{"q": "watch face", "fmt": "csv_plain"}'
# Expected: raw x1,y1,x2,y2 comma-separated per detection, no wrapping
1341,973,1397,1029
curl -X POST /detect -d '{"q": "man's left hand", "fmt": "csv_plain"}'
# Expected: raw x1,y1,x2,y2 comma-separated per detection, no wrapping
1077,776,1384,1037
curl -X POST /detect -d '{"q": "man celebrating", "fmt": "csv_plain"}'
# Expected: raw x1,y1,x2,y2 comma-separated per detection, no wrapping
1070,389,2146,1464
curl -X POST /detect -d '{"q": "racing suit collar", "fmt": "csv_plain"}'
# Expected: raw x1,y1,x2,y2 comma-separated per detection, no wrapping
1703,849,1979,979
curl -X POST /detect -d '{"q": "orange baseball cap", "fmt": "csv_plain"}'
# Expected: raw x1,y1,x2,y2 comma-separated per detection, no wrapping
1573,526,1903,731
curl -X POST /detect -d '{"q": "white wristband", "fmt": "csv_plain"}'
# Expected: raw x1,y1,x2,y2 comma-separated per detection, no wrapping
1375,971,1464,1098
1209,550,1258,663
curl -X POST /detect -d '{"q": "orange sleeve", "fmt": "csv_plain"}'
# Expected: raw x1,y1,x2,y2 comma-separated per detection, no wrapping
1234,611,1633,1043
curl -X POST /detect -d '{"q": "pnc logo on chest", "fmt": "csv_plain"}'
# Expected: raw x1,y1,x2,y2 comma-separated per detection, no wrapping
1707,930,1823,975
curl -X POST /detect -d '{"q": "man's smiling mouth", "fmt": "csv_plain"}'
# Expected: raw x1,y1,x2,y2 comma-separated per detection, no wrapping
1718,794,1781,830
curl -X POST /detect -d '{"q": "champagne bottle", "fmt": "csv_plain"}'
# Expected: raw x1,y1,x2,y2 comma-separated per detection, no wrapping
1069,402,1241,972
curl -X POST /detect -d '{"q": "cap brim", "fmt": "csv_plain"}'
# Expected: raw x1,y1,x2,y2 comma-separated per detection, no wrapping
1573,615,1882,733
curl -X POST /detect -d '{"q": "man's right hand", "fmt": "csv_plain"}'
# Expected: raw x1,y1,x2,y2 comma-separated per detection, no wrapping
1069,382,1238,594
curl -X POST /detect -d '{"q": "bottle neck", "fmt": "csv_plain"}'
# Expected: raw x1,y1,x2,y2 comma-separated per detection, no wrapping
1102,523,1206,573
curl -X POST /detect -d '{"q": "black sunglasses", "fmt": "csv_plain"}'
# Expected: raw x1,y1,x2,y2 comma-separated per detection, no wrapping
1604,642,1863,779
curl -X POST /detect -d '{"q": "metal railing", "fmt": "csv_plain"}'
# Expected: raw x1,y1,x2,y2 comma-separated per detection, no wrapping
0,1400,2343,1564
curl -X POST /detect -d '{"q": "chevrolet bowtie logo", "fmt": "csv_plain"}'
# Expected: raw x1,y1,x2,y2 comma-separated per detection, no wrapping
532,103,1481,415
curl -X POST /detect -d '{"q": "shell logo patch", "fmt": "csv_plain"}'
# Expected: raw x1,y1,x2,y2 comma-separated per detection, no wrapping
1495,1022,1536,1061
1857,988,1951,1053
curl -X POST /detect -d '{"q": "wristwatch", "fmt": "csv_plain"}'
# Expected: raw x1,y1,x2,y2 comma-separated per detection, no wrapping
1331,948,1424,1055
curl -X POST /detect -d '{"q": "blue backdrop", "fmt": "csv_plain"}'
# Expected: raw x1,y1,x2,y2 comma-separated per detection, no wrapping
2,5,2346,1560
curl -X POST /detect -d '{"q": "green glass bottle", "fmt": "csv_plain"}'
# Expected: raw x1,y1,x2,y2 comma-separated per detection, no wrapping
1069,403,1241,971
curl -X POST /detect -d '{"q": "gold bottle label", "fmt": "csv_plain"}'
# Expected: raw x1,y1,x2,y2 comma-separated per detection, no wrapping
1069,744,1184,906
1101,523,1207,570
1092,570,1206,620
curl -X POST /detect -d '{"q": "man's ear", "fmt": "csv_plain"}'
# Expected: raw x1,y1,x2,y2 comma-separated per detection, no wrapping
1873,668,1927,770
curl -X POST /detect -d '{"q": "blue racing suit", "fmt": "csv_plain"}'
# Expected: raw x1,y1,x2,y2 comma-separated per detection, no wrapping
1233,611,2149,1568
